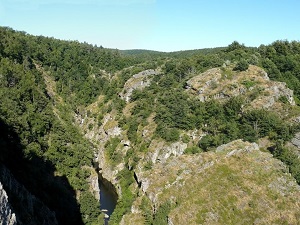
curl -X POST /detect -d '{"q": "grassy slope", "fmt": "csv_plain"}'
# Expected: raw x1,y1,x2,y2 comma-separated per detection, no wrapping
124,140,300,225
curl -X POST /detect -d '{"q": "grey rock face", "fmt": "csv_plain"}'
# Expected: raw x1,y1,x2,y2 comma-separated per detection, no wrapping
0,182,17,225
148,141,187,164
294,116,300,123
132,69,158,79
157,142,187,163
119,69,159,102
0,165,58,225
291,132,300,149
216,139,259,154
269,82,295,106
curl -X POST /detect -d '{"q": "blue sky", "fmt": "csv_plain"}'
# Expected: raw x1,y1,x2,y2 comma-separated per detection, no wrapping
1,0,299,52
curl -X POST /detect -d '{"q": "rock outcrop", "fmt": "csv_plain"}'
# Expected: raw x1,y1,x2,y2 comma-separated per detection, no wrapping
0,165,58,225
124,140,300,225
216,139,259,153
186,65,295,108
119,69,160,102
146,141,187,164
74,103,126,198
0,182,16,225
291,132,300,149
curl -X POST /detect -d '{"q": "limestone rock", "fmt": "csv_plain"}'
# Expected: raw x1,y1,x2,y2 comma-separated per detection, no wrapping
105,126,122,137
88,173,100,200
74,108,125,197
294,116,300,123
268,176,300,197
168,217,175,225
158,142,187,162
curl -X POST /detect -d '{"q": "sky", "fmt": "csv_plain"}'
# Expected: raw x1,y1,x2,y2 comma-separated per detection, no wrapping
0,0,300,52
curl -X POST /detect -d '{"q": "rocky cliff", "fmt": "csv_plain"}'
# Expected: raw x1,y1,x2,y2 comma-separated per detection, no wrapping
119,69,160,102
0,165,58,225
186,65,295,109
68,65,300,224
0,182,16,225
124,140,300,225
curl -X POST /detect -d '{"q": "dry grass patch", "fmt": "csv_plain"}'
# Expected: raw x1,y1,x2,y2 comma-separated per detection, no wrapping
129,140,300,225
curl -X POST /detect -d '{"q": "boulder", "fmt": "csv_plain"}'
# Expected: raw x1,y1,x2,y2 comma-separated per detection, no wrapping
291,132,300,149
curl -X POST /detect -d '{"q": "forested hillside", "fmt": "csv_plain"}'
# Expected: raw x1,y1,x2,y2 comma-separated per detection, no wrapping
1,26,300,225
0,26,137,224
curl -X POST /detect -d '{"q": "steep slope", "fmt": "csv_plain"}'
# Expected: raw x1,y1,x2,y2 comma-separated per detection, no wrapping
0,26,114,224
124,140,300,225
0,165,57,225
74,65,300,225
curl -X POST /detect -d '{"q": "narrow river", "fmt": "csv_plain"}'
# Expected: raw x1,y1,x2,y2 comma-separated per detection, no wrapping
99,179,118,217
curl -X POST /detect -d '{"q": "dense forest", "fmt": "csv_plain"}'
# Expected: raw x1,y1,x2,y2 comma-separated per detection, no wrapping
0,26,137,224
1,26,300,224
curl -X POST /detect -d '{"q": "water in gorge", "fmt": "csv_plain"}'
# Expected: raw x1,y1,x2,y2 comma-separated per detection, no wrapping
99,179,118,217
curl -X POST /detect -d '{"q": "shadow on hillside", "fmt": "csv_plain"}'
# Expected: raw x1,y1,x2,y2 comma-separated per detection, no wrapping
0,118,84,225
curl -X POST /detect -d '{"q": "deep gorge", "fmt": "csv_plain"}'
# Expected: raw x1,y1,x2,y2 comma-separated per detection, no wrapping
98,175,118,217
1,26,300,225
94,161,118,219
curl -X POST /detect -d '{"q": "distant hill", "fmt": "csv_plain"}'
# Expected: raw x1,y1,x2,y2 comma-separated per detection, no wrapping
120,47,226,58
120,49,164,55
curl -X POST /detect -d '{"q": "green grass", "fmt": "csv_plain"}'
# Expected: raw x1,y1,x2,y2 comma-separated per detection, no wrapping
242,80,257,89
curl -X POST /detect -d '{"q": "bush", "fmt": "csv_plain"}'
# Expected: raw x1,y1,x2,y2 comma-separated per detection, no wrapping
181,134,190,143
271,143,300,184
233,59,249,71
110,169,135,224
241,80,256,89
278,95,289,104
156,126,180,142
79,192,101,225
184,146,202,154
198,135,223,151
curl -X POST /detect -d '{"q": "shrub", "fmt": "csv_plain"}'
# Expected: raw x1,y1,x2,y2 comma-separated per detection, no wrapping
233,59,249,71
152,201,172,225
181,134,190,143
184,146,202,154
156,126,180,142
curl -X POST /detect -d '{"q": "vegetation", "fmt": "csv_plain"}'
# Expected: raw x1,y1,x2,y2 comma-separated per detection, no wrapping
270,141,300,184
1,26,300,224
109,168,136,225
0,26,133,224
234,59,249,71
